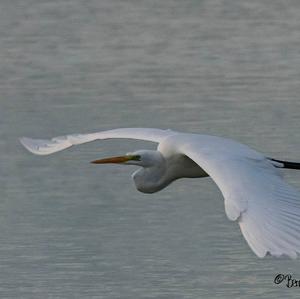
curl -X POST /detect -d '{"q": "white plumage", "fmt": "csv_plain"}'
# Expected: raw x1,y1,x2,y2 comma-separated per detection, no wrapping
20,128,300,258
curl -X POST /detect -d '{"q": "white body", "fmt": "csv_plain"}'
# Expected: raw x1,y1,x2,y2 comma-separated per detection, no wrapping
20,128,300,258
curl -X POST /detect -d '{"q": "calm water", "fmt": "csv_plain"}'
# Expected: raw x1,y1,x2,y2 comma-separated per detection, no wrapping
2,0,300,298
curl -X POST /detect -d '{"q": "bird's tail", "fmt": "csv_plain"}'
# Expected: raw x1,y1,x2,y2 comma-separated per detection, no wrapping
269,158,300,170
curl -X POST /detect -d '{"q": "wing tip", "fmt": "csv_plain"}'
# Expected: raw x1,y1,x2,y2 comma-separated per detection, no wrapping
264,251,298,259
19,137,35,152
246,243,298,259
19,137,46,155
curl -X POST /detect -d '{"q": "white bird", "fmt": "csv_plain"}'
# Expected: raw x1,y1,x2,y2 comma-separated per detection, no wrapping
20,128,300,258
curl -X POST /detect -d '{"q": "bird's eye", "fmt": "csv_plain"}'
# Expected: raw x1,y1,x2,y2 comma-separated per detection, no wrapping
132,155,141,161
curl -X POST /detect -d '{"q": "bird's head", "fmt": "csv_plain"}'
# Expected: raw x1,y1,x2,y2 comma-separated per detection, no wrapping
91,150,167,194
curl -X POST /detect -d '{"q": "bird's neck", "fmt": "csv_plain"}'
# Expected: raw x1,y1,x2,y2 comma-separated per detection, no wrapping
132,164,170,194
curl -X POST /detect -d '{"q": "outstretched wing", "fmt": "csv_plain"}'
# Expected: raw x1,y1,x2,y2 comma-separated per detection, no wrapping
178,134,300,258
20,128,176,155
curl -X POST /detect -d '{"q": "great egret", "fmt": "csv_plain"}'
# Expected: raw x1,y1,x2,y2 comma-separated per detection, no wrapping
20,128,300,258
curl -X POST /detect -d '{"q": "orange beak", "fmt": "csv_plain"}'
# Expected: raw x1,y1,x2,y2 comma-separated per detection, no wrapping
90,155,138,164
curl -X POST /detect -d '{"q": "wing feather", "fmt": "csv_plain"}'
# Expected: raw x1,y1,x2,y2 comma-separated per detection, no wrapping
178,135,300,258
20,128,176,155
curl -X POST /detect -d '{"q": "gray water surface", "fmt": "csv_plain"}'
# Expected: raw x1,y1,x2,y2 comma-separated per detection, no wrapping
2,0,300,298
